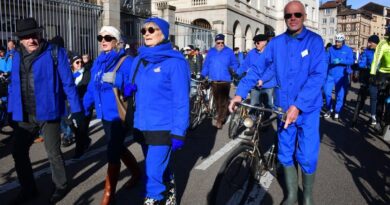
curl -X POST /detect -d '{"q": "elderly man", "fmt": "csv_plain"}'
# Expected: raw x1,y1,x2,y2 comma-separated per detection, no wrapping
229,1,327,205
8,18,83,204
201,34,239,129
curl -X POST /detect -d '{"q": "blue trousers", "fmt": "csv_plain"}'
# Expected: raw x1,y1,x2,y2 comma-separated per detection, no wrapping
324,74,348,113
142,144,172,200
277,109,320,174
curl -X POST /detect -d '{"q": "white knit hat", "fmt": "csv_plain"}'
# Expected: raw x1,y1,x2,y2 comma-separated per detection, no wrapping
99,26,121,41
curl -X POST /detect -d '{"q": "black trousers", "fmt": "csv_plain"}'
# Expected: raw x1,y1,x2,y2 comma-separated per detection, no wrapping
11,115,67,192
211,81,231,123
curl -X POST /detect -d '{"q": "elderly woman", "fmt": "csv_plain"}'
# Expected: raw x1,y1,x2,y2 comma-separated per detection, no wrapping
127,17,190,204
82,26,141,205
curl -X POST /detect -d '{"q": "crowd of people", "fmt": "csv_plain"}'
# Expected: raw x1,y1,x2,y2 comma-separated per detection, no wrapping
0,0,389,205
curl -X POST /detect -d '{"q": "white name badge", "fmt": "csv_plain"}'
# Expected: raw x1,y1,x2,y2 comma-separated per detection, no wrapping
301,49,309,58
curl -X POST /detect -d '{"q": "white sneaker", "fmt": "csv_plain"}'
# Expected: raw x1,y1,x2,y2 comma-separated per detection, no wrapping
324,111,331,118
334,113,339,120
371,116,377,125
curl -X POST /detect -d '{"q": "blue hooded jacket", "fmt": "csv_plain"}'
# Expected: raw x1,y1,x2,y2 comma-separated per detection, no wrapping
128,42,190,138
83,49,133,121
0,56,11,73
358,48,374,69
236,27,327,113
327,44,354,77
236,48,276,89
201,46,239,82
8,43,82,121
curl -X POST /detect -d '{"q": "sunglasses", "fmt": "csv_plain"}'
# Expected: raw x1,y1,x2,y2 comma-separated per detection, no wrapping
140,27,160,35
74,60,82,65
97,35,116,42
216,41,224,45
284,12,303,19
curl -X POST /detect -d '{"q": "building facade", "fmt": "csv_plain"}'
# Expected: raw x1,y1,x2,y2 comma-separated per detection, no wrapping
360,2,389,38
319,1,338,45
151,0,319,51
337,6,371,50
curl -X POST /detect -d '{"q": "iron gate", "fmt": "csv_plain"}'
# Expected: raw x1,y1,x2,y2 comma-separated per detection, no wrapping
0,0,102,57
174,22,216,51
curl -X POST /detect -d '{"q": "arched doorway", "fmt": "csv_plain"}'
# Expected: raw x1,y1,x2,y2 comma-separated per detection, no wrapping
233,20,243,50
245,25,253,51
255,28,260,35
192,18,212,29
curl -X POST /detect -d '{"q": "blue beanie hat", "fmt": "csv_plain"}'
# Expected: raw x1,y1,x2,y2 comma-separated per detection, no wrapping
144,17,170,40
215,34,225,41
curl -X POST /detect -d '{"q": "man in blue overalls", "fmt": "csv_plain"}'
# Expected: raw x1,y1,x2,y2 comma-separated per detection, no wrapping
323,33,354,120
229,1,327,204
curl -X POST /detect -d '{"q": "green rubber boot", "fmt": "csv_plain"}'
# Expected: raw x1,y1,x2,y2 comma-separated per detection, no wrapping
302,172,315,205
281,166,298,205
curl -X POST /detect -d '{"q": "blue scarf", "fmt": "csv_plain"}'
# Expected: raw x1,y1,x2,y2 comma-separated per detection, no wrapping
137,42,186,64
94,49,125,89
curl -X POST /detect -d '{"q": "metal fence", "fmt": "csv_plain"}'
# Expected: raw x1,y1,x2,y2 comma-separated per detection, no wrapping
174,22,216,51
0,0,102,57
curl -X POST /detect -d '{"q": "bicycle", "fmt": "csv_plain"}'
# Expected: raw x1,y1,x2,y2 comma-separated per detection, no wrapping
351,83,370,127
228,98,251,139
375,75,390,140
208,102,284,205
0,73,12,134
189,78,216,129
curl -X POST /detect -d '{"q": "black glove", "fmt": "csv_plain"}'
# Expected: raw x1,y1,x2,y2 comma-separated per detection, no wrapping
232,72,239,80
71,111,85,128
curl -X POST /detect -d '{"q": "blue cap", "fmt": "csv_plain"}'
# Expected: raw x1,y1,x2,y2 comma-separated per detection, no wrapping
144,17,170,40
215,34,225,41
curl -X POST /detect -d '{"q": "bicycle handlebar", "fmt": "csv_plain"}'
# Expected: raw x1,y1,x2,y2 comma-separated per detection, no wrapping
238,102,285,115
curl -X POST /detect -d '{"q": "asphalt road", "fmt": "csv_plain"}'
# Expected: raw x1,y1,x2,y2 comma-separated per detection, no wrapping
0,83,389,205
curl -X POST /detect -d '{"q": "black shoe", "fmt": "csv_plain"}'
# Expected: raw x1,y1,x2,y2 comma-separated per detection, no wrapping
49,188,69,204
61,138,74,147
72,138,91,160
9,189,39,205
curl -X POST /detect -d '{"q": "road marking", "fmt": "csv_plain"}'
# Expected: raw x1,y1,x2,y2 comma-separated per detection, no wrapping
0,119,133,194
195,135,245,170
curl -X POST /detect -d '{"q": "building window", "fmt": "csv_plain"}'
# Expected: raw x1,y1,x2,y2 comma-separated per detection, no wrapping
349,36,354,45
329,27,334,35
325,9,331,14
342,16,346,20
322,28,326,35
330,17,335,23
322,18,327,24
373,16,377,22
351,14,356,19
351,23,356,31
341,24,346,31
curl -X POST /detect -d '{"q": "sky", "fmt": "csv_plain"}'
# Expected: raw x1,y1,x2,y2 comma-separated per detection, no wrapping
347,0,390,9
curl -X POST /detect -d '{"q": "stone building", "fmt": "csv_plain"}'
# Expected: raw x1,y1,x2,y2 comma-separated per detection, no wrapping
337,6,372,50
151,0,320,51
360,2,389,39
319,1,339,45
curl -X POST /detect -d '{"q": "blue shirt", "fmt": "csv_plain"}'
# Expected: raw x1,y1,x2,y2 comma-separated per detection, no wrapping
327,44,354,77
201,46,239,82
358,48,374,70
236,27,327,113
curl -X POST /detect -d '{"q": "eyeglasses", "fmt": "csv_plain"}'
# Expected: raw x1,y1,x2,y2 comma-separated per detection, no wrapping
140,27,160,35
284,12,303,19
97,35,116,42
216,41,224,45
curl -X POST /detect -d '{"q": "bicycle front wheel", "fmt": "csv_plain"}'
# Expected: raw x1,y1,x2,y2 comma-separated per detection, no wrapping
228,107,243,139
208,144,261,205
190,96,201,129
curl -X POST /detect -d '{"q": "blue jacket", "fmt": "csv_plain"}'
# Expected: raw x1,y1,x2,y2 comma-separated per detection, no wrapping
0,56,11,73
83,49,133,121
201,46,239,82
8,43,82,121
236,48,276,89
128,42,190,138
327,44,354,77
358,48,374,70
236,27,327,113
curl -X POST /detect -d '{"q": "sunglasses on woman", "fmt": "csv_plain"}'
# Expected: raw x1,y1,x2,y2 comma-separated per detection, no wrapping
97,35,116,42
74,60,82,65
284,12,303,19
140,27,160,35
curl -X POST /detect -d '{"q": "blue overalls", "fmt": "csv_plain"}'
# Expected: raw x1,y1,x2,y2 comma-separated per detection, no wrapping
236,27,327,173
323,44,354,114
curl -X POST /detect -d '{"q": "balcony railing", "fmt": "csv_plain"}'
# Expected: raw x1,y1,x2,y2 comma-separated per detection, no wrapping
192,0,207,6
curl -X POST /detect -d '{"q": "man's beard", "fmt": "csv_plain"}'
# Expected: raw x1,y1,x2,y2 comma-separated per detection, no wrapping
216,46,223,51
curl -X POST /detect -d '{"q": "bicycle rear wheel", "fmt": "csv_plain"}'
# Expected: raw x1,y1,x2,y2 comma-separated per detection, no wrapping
208,144,261,205
228,107,243,139
190,97,201,129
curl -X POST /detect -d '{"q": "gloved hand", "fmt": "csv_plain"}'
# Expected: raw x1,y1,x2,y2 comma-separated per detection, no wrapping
333,58,341,64
232,72,239,80
102,72,116,84
71,111,85,128
171,137,184,152
124,83,137,98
